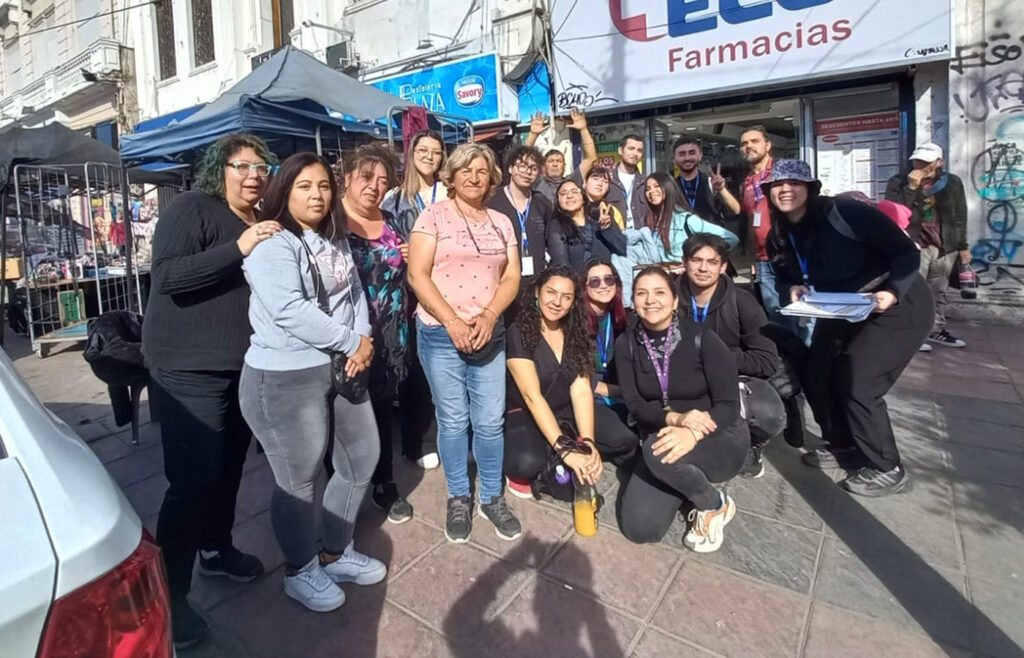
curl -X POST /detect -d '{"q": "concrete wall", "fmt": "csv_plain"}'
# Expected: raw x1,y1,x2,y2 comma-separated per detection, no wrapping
949,0,1024,303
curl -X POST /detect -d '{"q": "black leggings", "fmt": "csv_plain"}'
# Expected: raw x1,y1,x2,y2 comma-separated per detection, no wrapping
503,403,639,482
802,275,933,471
619,418,749,544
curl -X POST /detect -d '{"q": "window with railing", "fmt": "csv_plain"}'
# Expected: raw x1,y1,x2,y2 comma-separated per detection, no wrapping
155,0,176,79
190,0,215,67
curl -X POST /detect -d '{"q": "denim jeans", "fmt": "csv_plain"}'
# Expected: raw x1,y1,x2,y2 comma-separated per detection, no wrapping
757,259,813,346
416,318,506,501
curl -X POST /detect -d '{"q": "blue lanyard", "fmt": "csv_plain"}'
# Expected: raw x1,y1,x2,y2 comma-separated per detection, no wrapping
788,234,810,286
505,186,531,254
680,172,699,210
596,314,613,370
690,296,709,324
414,184,438,213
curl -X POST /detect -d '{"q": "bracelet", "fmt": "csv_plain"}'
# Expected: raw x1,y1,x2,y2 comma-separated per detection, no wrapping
481,307,497,320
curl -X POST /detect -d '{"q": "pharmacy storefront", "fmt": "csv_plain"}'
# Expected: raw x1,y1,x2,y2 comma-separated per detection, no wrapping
549,0,953,201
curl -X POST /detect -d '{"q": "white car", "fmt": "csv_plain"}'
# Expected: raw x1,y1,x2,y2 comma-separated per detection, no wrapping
0,349,172,657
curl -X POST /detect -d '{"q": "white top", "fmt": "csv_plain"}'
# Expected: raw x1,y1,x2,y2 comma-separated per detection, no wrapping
618,170,637,225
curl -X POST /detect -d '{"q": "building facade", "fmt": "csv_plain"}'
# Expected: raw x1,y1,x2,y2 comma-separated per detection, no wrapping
0,0,136,142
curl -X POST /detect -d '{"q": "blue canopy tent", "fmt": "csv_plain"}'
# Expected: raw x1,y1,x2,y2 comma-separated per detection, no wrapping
120,47,409,165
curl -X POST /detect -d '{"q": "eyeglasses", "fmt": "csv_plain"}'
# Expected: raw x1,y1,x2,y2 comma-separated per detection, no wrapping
558,188,583,198
414,147,443,159
453,205,508,256
228,161,273,177
513,162,540,174
587,275,617,289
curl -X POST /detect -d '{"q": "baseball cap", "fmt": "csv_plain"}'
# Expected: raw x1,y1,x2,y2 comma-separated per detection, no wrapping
909,143,943,163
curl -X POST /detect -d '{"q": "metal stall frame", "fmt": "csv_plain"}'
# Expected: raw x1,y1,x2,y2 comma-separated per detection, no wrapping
385,106,475,149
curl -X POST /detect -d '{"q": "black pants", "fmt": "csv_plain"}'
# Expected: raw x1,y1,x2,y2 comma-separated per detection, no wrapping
503,403,639,481
619,419,749,544
802,275,933,471
150,367,251,605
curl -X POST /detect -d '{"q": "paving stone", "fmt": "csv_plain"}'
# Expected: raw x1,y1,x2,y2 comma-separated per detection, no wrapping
121,472,168,519
697,510,820,594
352,513,442,578
103,443,164,488
954,481,1024,586
630,628,719,657
924,350,1013,383
933,394,1024,428
357,602,457,658
944,416,1024,454
804,601,962,658
969,579,1024,658
387,541,533,642
88,423,161,464
542,527,681,617
926,377,1021,403
469,497,571,568
814,537,972,650
190,513,285,613
946,443,1024,489
651,561,806,658
727,470,828,531
826,493,962,569
235,461,276,518
403,467,454,532
468,577,641,658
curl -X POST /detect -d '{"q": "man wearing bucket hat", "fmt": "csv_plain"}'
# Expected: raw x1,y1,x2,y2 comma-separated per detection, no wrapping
885,142,970,351
765,159,933,497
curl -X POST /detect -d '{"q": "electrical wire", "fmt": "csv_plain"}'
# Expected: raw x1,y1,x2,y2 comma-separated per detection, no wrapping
10,0,161,40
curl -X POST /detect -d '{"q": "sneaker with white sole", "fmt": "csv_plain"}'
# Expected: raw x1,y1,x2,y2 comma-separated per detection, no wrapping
284,556,345,612
321,543,387,585
506,477,535,499
927,329,966,348
683,492,736,554
416,452,440,469
918,342,933,353
479,495,522,541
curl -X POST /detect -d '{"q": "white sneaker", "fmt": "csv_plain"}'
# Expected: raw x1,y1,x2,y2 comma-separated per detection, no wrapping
918,342,933,352
683,492,736,554
283,556,345,612
416,452,440,470
321,542,387,585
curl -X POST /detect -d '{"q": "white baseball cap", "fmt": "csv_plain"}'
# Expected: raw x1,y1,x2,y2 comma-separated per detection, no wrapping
909,142,943,163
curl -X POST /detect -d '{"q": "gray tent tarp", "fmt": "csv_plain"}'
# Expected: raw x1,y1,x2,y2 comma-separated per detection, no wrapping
119,46,413,164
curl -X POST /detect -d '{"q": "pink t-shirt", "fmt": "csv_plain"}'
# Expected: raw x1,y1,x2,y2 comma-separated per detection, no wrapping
412,199,518,325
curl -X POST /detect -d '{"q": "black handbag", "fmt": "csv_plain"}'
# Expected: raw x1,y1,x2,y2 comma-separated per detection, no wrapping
300,237,369,402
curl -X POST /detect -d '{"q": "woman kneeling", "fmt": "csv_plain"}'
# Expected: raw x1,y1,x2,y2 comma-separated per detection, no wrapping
616,267,749,552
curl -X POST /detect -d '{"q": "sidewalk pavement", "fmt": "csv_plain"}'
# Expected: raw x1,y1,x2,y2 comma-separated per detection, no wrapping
7,320,1024,658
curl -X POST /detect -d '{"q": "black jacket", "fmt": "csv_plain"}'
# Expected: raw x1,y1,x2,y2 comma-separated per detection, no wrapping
884,171,968,255
84,310,147,427
547,215,627,271
771,197,922,303
606,168,649,230
678,275,778,378
677,172,726,226
486,188,553,277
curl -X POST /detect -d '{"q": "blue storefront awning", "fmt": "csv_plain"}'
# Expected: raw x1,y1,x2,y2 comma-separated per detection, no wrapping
133,104,206,134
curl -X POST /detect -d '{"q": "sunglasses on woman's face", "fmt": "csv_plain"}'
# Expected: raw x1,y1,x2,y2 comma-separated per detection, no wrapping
587,275,617,289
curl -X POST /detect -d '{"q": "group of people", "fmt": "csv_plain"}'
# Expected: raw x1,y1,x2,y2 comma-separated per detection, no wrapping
142,120,961,649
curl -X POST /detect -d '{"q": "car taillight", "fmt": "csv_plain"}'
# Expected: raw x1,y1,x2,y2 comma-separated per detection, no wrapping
37,530,172,658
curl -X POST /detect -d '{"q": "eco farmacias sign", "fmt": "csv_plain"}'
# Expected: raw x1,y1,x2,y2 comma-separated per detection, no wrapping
368,53,518,124
549,0,951,111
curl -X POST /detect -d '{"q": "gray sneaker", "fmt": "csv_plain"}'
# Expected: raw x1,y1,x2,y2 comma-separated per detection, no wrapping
841,465,911,497
445,495,473,543
479,495,522,541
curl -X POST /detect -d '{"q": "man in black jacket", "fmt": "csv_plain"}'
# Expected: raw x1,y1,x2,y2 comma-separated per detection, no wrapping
487,145,552,281
678,233,788,478
885,142,970,350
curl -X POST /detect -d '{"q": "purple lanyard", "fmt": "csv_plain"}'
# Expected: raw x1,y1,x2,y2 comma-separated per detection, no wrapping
640,326,676,408
751,169,769,205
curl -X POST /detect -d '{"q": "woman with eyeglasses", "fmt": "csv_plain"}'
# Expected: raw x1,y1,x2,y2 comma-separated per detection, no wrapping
644,172,738,262
581,258,636,454
143,134,280,648
383,129,447,237
407,143,523,543
548,179,627,272
616,267,749,553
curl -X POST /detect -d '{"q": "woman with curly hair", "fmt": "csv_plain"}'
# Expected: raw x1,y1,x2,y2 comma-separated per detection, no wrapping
504,266,634,501
143,133,280,649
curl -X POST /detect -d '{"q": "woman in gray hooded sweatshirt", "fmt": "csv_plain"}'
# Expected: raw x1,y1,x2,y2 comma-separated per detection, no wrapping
239,152,385,613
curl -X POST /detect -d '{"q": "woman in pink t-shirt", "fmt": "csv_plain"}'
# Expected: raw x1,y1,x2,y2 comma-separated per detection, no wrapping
407,143,523,544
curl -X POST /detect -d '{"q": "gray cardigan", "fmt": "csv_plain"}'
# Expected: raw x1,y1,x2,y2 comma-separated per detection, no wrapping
243,229,370,371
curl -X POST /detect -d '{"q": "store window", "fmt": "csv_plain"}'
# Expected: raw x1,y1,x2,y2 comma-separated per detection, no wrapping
588,121,647,170
155,0,177,80
190,0,216,68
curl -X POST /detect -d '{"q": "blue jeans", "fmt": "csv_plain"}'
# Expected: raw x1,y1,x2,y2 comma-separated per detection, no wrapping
416,318,506,501
757,260,813,345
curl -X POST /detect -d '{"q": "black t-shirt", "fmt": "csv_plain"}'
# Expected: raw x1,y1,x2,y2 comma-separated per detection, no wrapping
506,321,576,424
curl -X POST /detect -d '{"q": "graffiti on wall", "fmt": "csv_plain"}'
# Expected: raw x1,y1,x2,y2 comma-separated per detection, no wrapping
952,20,1024,297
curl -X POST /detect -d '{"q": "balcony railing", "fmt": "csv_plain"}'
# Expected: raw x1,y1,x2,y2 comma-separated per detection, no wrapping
0,38,122,120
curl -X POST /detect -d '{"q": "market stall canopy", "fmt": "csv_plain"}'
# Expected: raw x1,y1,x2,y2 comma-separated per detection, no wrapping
0,122,185,198
119,46,412,164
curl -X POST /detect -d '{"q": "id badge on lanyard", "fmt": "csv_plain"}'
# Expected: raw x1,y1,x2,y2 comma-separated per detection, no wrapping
751,171,768,228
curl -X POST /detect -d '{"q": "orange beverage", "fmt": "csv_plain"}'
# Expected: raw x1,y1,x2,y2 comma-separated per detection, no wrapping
573,498,598,536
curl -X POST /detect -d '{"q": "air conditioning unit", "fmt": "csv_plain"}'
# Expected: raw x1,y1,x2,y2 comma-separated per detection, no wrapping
325,41,354,70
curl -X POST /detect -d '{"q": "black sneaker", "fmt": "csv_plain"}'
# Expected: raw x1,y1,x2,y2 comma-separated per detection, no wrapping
171,599,209,651
445,495,473,543
372,483,414,524
479,495,522,541
738,444,765,479
841,465,911,497
197,546,264,582
801,446,863,470
927,329,966,348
